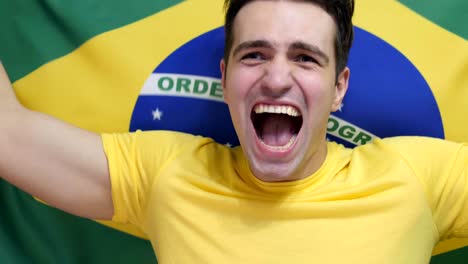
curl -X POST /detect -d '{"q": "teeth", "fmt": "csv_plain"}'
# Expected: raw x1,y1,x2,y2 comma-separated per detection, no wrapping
254,104,301,116
260,135,297,151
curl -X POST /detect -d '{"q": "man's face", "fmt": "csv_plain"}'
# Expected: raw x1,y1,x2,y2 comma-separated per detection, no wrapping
221,0,349,182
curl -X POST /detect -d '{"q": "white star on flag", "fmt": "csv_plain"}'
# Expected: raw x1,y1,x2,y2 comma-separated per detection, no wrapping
225,142,233,148
338,103,344,112
152,108,163,121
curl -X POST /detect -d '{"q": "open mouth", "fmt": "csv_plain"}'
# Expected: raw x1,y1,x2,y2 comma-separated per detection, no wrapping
251,104,303,150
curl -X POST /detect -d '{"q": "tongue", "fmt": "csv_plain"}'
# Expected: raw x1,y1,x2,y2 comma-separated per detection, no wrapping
261,114,295,146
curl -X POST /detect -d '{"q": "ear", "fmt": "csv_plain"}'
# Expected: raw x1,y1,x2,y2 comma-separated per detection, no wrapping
331,67,350,112
220,59,229,103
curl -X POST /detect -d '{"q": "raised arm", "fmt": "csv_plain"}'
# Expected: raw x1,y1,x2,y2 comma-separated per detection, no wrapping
0,63,113,220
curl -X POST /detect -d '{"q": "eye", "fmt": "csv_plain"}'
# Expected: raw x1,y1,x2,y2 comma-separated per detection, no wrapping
294,54,318,64
241,52,265,62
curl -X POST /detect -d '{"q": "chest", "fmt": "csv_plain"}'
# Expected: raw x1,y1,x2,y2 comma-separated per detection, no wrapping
144,166,438,264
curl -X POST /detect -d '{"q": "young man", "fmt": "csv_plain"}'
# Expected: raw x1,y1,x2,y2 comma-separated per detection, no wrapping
0,0,467,263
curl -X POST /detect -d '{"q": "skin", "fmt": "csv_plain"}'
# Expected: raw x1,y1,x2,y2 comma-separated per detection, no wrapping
0,63,113,220
221,0,350,182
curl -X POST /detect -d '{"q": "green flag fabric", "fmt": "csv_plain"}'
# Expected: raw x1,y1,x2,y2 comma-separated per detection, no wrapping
0,0,467,263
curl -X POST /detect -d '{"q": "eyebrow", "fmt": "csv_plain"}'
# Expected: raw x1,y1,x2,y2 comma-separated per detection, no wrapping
232,40,274,57
290,41,330,65
232,40,330,65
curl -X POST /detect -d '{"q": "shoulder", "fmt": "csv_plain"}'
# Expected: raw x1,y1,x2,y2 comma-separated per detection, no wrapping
102,130,217,149
354,136,466,177
335,136,464,168
101,130,226,171
327,136,462,160
365,136,463,158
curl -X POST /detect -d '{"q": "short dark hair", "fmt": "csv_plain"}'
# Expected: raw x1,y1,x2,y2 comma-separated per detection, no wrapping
223,0,355,77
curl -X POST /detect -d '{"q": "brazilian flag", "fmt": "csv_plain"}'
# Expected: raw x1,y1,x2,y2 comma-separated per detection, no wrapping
0,0,467,263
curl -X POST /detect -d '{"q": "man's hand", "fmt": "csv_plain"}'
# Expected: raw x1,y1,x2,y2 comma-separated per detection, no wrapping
0,62,113,220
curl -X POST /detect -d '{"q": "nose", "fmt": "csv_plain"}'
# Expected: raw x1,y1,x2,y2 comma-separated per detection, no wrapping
261,57,293,97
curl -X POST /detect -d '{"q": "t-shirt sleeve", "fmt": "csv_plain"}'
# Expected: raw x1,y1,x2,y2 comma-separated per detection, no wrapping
381,136,468,240
101,130,202,226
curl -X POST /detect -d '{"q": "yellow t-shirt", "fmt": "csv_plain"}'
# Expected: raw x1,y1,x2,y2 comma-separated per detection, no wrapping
101,131,468,264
